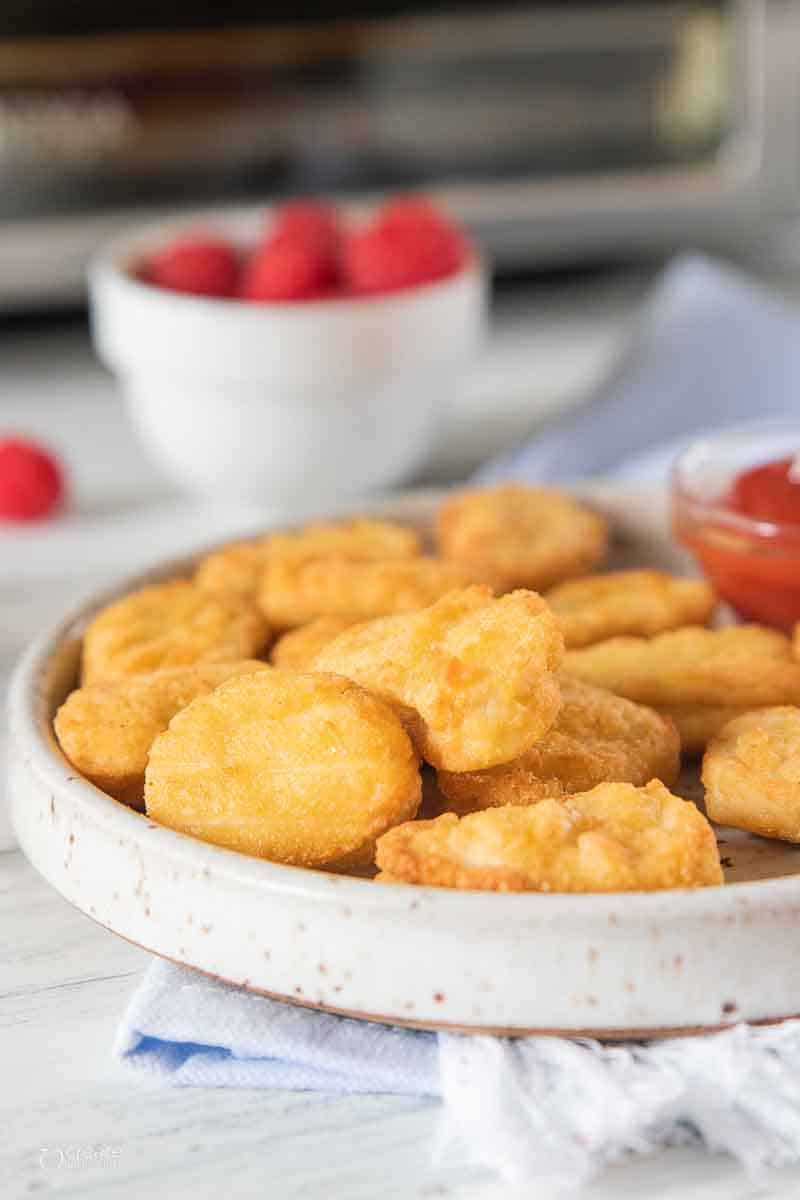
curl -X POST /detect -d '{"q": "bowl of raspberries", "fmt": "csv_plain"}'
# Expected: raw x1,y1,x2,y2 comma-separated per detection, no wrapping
89,197,486,506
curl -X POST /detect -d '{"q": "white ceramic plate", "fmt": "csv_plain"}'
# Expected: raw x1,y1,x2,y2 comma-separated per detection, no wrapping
9,485,800,1038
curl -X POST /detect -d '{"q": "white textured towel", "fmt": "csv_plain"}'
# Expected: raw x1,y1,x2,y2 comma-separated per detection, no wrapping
118,960,800,1192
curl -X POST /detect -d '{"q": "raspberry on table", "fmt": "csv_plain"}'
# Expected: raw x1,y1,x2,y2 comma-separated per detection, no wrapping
0,437,65,521
239,234,338,302
145,235,239,298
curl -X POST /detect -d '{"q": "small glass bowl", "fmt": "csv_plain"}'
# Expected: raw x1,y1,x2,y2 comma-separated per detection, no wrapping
671,420,800,631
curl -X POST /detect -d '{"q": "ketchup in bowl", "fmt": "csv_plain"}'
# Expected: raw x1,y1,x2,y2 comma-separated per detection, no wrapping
672,425,800,632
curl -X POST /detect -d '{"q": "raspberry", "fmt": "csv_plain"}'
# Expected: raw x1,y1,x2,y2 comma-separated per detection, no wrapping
146,235,239,297
271,201,340,249
240,233,337,301
0,437,65,521
375,196,453,233
342,221,467,295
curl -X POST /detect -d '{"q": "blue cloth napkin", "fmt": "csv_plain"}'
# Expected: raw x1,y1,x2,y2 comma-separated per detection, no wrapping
478,253,800,484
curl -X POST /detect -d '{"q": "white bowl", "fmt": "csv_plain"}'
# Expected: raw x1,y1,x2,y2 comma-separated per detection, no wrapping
10,483,800,1037
88,206,487,505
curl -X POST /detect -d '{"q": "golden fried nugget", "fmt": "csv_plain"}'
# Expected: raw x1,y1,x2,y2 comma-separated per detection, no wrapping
54,661,271,808
659,704,756,756
145,670,421,866
314,585,563,772
562,624,799,710
260,556,488,630
376,780,723,892
82,581,270,684
196,518,420,600
436,677,679,814
270,617,356,669
194,540,269,599
703,707,800,841
267,517,420,563
436,484,609,592
545,570,716,649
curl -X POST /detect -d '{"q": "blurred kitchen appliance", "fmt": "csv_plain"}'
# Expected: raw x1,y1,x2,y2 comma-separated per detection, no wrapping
0,0,797,308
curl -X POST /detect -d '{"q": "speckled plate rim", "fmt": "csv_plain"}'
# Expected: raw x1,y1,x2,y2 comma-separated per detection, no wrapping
9,483,800,1036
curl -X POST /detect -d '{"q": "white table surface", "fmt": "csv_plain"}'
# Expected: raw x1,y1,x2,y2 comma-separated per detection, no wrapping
5,270,800,1198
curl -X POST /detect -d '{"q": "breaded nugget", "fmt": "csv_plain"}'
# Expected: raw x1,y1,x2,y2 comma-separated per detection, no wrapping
82,581,269,684
54,661,270,808
314,586,564,771
194,540,269,600
562,625,799,710
377,780,722,892
196,518,420,600
267,517,420,563
436,484,608,592
545,570,716,649
436,677,680,814
703,707,800,841
270,617,356,670
145,670,421,866
260,556,487,630
659,704,756,756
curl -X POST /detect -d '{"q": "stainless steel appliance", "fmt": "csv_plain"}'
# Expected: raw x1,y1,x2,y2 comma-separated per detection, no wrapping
0,1,797,307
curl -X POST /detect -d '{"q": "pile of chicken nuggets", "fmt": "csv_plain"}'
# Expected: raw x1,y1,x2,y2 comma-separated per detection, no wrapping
55,483,800,894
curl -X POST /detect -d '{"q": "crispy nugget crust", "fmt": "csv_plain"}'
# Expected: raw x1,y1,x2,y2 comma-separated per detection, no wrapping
81,581,270,684
145,670,421,866
703,707,800,841
54,661,271,808
436,676,680,814
260,556,489,629
314,586,563,772
562,624,798,710
270,617,356,669
436,484,608,592
196,519,421,602
546,570,716,649
376,781,723,892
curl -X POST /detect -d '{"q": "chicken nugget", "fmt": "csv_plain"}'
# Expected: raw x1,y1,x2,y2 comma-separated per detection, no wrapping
377,780,722,892
194,540,270,600
314,585,563,772
545,570,716,649
562,624,799,710
658,704,756,756
145,670,421,866
82,581,270,684
436,677,679,813
436,484,608,592
54,661,271,808
270,617,356,670
196,518,420,601
260,556,488,630
703,707,800,841
267,517,421,563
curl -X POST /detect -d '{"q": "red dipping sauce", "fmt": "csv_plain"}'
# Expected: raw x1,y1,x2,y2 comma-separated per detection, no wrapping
672,430,800,632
